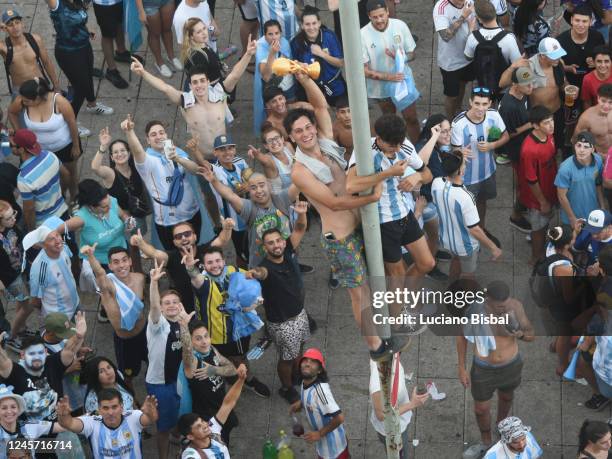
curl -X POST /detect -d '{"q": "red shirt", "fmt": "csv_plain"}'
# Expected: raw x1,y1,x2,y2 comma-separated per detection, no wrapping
518,133,558,210
580,71,612,106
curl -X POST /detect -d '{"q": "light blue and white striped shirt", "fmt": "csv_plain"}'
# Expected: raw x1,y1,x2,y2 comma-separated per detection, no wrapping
29,245,79,318
431,177,480,256
212,157,249,232
593,335,612,386
301,381,347,459
348,138,424,224
257,0,298,42
451,109,506,186
107,273,144,331
17,150,67,225
80,410,143,459
483,432,543,458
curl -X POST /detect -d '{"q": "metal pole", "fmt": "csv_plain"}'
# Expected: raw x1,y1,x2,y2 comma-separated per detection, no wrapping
337,1,402,457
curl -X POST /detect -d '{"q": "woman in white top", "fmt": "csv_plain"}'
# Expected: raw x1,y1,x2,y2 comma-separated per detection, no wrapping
83,357,136,414
8,78,81,201
248,122,295,193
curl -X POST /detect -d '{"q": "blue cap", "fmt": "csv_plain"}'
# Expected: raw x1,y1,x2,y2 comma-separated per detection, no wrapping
584,209,612,233
213,134,235,149
2,8,22,24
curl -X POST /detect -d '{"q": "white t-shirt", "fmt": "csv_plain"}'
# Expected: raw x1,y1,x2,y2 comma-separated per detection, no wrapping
181,417,230,458
433,0,472,71
80,411,144,459
369,360,412,435
146,314,182,384
173,0,212,45
361,19,417,99
464,27,521,64
0,421,53,459
135,147,199,227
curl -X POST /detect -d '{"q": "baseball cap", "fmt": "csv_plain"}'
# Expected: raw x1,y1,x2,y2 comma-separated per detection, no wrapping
13,129,41,155
263,86,284,104
538,37,567,60
366,0,387,13
213,134,236,149
300,348,326,369
511,67,535,85
2,8,22,25
575,131,596,148
44,312,76,340
22,216,65,252
0,385,26,416
584,209,612,233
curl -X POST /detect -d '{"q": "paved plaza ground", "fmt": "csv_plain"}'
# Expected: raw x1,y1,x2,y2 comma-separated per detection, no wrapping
1,0,610,457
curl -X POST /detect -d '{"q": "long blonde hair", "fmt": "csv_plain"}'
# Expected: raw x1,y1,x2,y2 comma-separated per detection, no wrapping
181,18,207,64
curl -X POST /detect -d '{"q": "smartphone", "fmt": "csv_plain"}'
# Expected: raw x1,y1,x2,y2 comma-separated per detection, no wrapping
163,139,173,160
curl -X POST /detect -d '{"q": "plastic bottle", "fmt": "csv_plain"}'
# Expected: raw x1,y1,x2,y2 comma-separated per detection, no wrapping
262,439,278,459
278,445,295,459
277,430,290,449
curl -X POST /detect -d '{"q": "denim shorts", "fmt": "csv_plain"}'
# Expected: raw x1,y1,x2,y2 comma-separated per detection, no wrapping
143,0,171,16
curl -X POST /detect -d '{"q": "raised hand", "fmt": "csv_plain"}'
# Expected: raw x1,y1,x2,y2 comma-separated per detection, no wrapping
186,135,200,154
150,259,166,282
430,123,442,139
121,114,135,132
221,217,235,231
236,363,247,379
180,245,199,270
74,311,87,337
131,56,145,76
291,200,309,215
80,243,98,258
197,161,215,182
130,228,144,247
141,395,158,416
99,127,112,151
56,396,72,417
247,144,262,160
177,310,196,328
246,34,257,56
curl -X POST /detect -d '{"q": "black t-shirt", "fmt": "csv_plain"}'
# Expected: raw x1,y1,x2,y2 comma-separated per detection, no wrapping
557,29,604,87
3,352,67,421
259,241,304,323
498,92,530,161
0,163,21,220
166,243,212,313
184,48,223,83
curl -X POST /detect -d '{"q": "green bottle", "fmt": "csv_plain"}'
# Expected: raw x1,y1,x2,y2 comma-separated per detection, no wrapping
278,445,295,459
487,126,502,142
262,439,277,459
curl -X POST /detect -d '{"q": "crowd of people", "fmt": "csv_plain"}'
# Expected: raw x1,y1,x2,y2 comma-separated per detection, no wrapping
0,0,610,457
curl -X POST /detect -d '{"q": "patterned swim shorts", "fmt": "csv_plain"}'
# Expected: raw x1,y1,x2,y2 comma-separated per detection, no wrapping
320,230,366,288
267,309,310,361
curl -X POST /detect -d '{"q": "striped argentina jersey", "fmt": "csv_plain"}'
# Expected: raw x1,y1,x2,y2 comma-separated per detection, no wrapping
301,380,347,459
483,432,543,458
212,157,249,232
348,138,424,223
257,0,299,41
431,177,480,256
593,335,612,385
451,109,506,186
29,245,79,318
80,410,144,459
181,417,229,458
17,150,67,226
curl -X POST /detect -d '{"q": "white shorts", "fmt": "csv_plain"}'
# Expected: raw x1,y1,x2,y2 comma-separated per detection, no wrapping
238,0,258,21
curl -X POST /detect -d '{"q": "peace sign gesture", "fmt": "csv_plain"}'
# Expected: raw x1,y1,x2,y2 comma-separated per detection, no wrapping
150,258,166,282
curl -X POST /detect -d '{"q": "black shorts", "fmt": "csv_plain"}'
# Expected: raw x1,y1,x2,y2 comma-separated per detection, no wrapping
54,140,81,164
214,335,251,358
113,323,148,378
231,229,249,264
440,63,475,97
470,354,523,402
380,212,424,263
93,2,124,38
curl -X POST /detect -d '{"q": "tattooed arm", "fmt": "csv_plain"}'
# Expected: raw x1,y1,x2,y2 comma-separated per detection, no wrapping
437,3,473,42
179,311,197,379
212,349,239,377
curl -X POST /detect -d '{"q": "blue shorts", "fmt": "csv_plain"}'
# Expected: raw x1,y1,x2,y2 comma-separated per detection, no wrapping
596,373,612,399
146,382,179,432
143,0,171,16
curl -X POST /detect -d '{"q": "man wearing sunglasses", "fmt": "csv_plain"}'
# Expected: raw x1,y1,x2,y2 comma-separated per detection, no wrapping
451,87,509,247
130,219,233,314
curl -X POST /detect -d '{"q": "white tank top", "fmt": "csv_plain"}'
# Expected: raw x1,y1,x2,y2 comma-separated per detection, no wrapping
269,147,294,193
23,93,72,152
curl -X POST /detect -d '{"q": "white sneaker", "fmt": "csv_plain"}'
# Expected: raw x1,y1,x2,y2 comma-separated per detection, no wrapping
77,124,92,137
156,63,172,78
171,57,183,71
85,102,114,116
463,443,488,459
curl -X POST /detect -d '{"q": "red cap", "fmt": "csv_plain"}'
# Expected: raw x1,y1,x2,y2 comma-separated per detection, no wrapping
300,348,325,369
13,129,41,154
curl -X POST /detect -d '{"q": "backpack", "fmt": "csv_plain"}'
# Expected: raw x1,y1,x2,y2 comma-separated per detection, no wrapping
473,30,509,95
529,253,572,308
3,33,51,94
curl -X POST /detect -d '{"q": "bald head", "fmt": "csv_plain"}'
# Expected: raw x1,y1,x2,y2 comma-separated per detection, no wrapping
247,172,272,205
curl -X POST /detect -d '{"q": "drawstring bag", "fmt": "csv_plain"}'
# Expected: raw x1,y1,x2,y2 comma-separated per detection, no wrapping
152,161,185,207
386,48,420,112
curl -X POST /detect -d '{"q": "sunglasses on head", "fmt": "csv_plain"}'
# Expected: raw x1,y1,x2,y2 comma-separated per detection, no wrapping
471,87,491,95
173,230,194,240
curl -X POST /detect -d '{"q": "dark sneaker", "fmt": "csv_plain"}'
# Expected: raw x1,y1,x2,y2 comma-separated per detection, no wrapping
92,67,104,78
329,271,340,289
585,394,610,411
509,216,532,234
483,228,501,249
299,263,314,274
435,250,452,261
426,265,448,282
245,377,271,398
115,51,144,64
307,314,318,334
105,69,129,89
98,306,109,323
5,337,23,352
278,386,300,404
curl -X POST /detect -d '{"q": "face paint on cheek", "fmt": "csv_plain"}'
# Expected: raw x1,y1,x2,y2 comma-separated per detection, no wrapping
24,345,46,367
